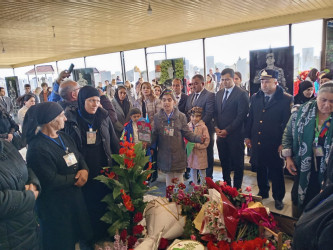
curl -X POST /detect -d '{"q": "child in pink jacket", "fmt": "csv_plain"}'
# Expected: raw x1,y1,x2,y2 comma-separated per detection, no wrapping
187,107,210,185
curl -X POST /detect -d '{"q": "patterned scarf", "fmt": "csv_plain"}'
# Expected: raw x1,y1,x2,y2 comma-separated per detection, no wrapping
292,100,333,206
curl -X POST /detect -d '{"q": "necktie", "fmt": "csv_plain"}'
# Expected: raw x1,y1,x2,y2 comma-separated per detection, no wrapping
192,93,199,104
222,90,229,108
265,96,270,105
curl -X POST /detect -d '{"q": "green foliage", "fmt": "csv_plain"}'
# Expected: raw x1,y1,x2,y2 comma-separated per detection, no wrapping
94,141,154,238
174,58,185,79
159,60,173,85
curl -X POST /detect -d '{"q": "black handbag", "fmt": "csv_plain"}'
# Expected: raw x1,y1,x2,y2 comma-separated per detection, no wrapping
11,131,26,150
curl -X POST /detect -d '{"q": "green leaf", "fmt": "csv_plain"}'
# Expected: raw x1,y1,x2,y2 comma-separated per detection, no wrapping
100,211,114,224
94,175,113,189
113,186,122,199
112,154,124,165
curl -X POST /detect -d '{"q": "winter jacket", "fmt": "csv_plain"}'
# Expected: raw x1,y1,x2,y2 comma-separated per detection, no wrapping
64,106,120,167
187,120,210,170
133,97,162,129
0,140,40,250
112,98,132,138
0,108,18,139
152,108,201,173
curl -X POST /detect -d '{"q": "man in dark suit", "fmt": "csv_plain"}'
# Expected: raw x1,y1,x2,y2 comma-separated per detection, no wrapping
215,68,249,189
0,87,13,115
245,69,293,210
185,74,215,178
172,78,188,114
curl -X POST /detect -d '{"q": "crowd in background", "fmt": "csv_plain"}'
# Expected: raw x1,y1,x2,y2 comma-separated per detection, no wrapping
1,66,333,249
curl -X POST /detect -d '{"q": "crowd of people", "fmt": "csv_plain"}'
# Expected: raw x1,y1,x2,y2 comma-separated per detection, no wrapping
1,66,333,249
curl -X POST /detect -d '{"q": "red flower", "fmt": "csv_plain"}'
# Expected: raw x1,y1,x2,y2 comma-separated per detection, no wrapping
106,171,115,179
171,177,179,184
124,158,135,169
133,212,143,223
125,149,136,158
127,235,137,248
119,147,126,154
207,241,219,250
143,181,148,185
158,238,169,250
120,189,134,211
133,225,144,235
120,229,127,242
217,240,230,249
147,161,153,170
178,183,186,190
245,186,252,192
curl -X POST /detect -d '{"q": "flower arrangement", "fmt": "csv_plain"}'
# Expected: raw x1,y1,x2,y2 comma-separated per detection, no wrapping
95,139,155,248
166,177,282,249
293,70,310,96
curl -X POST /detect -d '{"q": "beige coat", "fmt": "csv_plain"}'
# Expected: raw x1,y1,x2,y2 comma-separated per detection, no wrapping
187,120,210,169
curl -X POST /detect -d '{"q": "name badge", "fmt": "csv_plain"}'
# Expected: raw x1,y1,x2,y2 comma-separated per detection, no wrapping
87,128,96,144
164,126,174,136
63,153,78,167
313,145,324,157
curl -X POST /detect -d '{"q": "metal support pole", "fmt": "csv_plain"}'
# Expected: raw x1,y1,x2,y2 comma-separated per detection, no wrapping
289,23,292,46
84,56,87,68
165,45,167,59
203,38,206,81
120,51,126,82
33,64,38,86
144,47,149,82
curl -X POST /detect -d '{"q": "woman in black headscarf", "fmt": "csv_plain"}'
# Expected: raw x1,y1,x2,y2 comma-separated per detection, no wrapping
112,85,132,138
64,85,119,245
25,102,92,250
294,80,315,105
0,105,18,142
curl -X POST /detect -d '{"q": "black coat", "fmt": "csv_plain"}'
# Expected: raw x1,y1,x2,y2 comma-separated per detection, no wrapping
0,108,18,139
0,140,40,250
293,184,333,249
245,85,293,167
215,86,249,140
64,106,120,168
26,132,92,249
178,93,188,114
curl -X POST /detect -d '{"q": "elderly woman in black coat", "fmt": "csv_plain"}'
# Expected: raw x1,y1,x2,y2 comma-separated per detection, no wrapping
0,139,40,250
64,86,120,245
0,105,18,142
26,102,92,250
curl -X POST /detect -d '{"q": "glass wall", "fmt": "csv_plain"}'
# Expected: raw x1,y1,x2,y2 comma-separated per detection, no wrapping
124,49,146,83
35,61,58,87
205,25,289,91
146,45,166,82
85,52,122,88
14,66,35,95
167,40,204,82
292,20,323,74
0,68,14,91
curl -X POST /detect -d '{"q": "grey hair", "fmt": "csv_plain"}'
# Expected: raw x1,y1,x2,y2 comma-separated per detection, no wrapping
59,80,77,101
318,82,333,95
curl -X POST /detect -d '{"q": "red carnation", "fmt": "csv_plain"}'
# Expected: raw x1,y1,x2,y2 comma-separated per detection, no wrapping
133,212,143,223
132,225,144,235
120,229,127,242
158,238,169,250
127,236,137,248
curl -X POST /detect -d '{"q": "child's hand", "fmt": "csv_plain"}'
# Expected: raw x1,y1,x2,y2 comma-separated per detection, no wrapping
200,135,206,144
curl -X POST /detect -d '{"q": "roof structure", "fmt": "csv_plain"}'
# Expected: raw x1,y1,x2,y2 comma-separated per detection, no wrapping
0,0,332,68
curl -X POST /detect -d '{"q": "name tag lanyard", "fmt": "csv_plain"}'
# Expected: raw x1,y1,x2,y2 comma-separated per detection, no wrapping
40,132,68,153
314,114,332,147
78,109,96,132
164,111,174,125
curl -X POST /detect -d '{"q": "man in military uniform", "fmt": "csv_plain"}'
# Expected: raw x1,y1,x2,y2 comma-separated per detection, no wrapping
254,52,287,91
245,69,293,210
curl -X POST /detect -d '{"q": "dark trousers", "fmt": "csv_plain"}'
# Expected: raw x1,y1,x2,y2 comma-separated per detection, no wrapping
205,131,215,178
256,163,285,201
216,136,244,189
